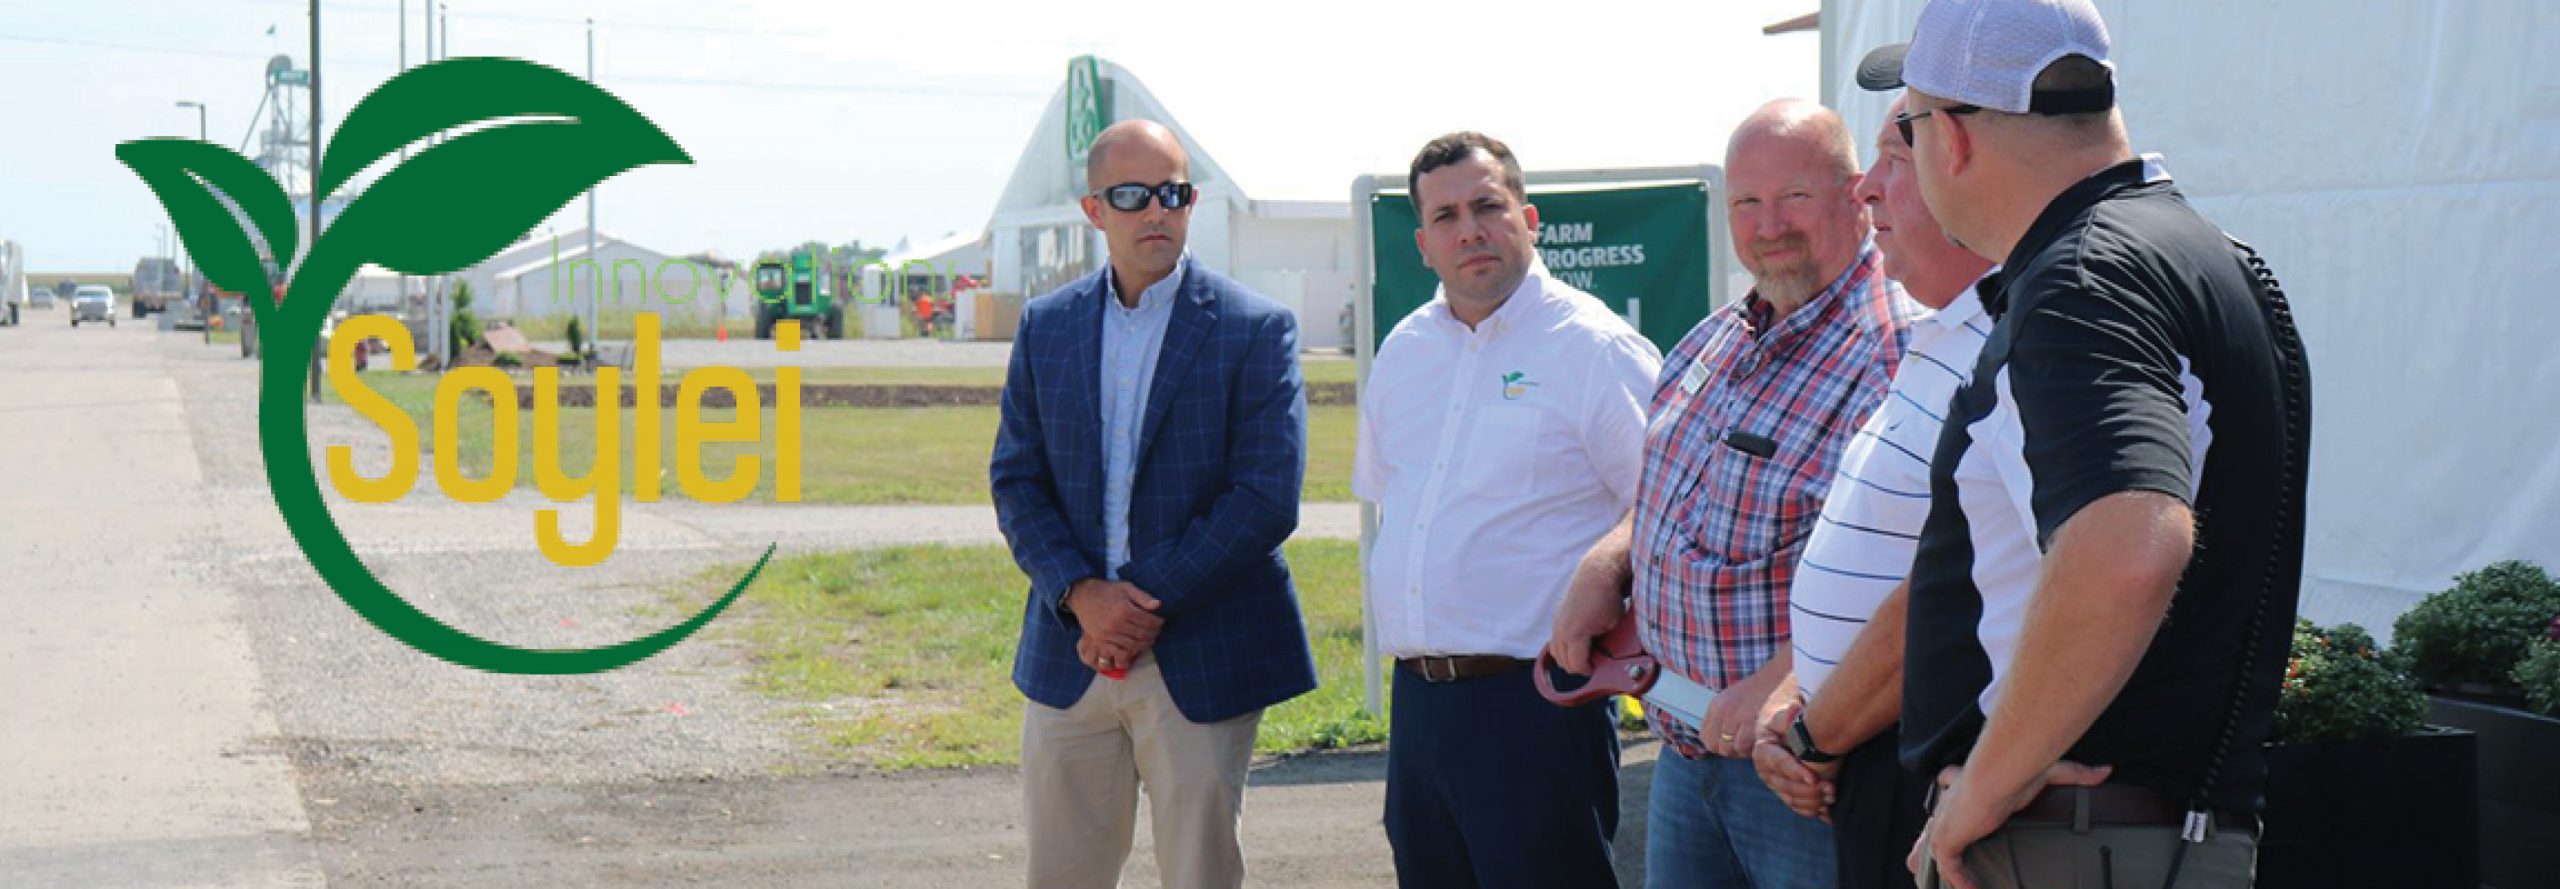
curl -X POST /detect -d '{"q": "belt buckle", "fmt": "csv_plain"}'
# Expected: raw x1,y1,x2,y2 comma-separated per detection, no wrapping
1420,656,1458,683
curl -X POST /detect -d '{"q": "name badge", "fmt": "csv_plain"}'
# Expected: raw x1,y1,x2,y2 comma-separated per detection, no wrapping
1680,362,1709,395
1642,670,1718,733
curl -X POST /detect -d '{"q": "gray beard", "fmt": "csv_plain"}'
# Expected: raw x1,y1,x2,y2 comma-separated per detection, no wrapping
1754,268,1821,311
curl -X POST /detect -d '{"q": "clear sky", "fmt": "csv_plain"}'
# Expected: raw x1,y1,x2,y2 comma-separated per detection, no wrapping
2,0,1819,272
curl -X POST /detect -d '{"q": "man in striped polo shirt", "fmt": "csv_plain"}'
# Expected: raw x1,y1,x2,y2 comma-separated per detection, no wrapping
1548,99,1922,889
1748,96,1995,889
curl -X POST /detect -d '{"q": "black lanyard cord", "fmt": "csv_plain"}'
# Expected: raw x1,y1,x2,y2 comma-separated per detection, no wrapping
2164,235,2311,889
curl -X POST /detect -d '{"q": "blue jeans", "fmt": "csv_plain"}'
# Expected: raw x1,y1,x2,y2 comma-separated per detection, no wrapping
1645,749,1835,889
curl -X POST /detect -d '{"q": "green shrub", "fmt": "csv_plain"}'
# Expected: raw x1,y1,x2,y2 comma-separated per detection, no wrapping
448,281,482,357
2392,560,2560,690
492,351,522,369
2274,619,2426,744
564,315,585,357
2514,618,2560,716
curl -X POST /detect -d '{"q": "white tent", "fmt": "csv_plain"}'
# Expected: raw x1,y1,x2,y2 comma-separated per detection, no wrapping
985,57,1357,351
870,230,991,298
1819,0,2560,635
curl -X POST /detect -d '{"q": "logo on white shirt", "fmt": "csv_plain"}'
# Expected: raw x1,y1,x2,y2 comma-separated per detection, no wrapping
1501,371,1539,400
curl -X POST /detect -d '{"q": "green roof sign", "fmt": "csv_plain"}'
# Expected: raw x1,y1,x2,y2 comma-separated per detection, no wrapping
1064,56,1110,165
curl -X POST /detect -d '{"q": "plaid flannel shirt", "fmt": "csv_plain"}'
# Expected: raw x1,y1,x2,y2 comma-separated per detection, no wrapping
1631,246,1918,758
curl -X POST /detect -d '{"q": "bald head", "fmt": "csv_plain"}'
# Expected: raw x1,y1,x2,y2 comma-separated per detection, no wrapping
1079,119,1195,297
1085,120,1189,190
1727,98,1861,186
1722,98,1869,318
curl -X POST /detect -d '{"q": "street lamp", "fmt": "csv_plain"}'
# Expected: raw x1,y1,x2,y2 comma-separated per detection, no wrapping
177,100,209,342
174,100,206,141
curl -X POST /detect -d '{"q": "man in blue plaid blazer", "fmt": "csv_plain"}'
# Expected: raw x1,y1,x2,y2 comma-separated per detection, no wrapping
991,120,1317,889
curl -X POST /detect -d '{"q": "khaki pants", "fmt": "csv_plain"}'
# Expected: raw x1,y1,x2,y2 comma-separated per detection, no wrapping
1021,654,1262,889
1927,819,2258,889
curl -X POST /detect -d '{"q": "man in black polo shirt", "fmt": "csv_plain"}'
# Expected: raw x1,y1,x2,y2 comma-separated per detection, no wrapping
1864,0,2313,886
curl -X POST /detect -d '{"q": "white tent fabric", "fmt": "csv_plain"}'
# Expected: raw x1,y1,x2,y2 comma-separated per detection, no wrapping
1821,0,2560,637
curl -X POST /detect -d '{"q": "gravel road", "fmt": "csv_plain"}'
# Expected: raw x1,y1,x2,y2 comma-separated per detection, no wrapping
1,318,1654,887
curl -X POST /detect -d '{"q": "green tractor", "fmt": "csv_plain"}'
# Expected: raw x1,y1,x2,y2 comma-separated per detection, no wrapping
750,247,848,340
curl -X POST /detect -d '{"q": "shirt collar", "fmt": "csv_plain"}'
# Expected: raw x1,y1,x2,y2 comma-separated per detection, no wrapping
1977,267,2012,319
2005,154,2176,278
1742,242,1881,342
1429,258,1547,336
1103,253,1188,315
1921,269,1996,331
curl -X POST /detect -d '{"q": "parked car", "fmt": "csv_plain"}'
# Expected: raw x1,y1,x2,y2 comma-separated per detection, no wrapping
71,285,115,327
29,287,54,310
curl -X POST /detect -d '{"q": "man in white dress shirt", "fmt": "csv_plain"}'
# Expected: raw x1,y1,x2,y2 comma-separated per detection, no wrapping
1354,131,1662,888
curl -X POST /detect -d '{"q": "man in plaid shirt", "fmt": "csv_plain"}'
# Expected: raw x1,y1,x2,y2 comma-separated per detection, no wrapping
1549,99,1920,889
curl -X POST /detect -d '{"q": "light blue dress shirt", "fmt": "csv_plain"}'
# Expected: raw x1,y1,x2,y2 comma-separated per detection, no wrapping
1099,256,1186,579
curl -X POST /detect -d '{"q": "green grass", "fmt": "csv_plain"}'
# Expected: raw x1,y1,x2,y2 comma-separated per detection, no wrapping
326,371,1356,503
1304,404,1355,502
727,366,1006,387
683,540,1383,769
710,359,1356,389
508,306,754,342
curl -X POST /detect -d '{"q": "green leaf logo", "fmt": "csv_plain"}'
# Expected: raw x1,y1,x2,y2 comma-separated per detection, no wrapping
1500,370,1534,401
114,140,299,298
115,57,766,675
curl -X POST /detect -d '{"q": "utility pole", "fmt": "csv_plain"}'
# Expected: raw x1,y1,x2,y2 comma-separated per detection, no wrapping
399,0,412,363
178,100,209,343
439,3,453,369
585,17,598,364
425,0,444,368
309,0,324,403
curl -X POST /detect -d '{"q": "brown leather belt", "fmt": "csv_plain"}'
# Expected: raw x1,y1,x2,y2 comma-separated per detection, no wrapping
1396,655,1532,683
2003,784,2253,831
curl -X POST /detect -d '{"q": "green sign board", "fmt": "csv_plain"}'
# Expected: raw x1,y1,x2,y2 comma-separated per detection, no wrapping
1064,56,1111,165
1368,181,1714,354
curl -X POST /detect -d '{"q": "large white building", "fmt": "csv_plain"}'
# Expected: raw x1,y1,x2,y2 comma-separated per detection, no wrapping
984,57,1356,352
453,229,734,323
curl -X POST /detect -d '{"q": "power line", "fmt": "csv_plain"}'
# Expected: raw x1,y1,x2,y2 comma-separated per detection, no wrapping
612,73,1045,100
0,31,1048,101
0,31,272,62
198,0,826,39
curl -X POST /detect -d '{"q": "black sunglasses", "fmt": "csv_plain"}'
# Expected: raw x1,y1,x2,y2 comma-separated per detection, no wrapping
1895,104,1982,148
1092,180,1197,212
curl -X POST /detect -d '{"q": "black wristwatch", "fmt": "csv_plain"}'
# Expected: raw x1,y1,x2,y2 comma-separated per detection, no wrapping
1786,712,1841,764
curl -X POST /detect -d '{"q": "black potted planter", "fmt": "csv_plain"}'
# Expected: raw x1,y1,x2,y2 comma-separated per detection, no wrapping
2426,693,2560,889
2260,726,2478,889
